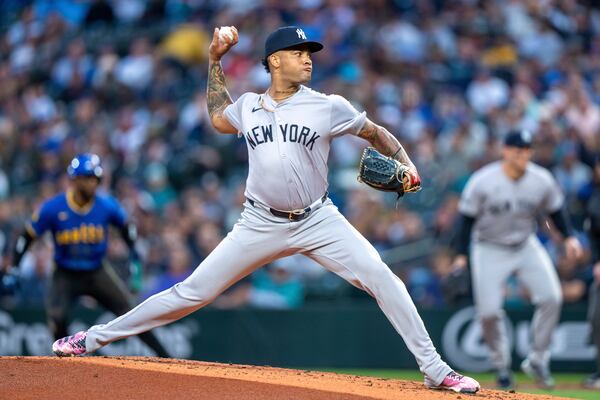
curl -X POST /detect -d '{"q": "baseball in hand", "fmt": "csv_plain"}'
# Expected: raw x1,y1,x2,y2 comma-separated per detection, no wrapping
218,26,235,45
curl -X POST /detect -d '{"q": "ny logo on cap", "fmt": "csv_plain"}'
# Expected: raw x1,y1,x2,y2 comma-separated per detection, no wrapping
296,28,306,40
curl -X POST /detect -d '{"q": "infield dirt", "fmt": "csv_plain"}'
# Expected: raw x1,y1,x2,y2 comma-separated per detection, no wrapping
0,356,571,399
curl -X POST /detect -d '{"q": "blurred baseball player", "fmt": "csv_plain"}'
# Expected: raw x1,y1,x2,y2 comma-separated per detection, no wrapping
451,130,583,389
52,26,479,394
10,153,169,357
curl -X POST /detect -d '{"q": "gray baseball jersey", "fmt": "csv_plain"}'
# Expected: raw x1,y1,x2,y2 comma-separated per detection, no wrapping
459,161,563,371
223,85,366,211
459,161,564,246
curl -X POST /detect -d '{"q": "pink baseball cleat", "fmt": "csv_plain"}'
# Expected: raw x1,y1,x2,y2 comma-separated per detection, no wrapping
425,371,480,394
52,331,88,357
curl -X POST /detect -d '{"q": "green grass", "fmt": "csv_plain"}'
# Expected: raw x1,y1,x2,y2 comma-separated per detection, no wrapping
318,369,598,400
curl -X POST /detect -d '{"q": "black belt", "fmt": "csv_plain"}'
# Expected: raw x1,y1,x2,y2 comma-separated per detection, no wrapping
478,240,527,249
248,193,327,222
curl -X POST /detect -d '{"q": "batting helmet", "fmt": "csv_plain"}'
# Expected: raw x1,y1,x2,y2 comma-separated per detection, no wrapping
67,153,104,179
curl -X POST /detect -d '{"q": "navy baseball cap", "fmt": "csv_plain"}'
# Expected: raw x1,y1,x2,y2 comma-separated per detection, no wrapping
264,26,323,59
504,130,533,148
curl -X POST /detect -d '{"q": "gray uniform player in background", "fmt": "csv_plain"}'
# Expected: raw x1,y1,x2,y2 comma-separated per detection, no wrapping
451,130,583,389
51,26,480,394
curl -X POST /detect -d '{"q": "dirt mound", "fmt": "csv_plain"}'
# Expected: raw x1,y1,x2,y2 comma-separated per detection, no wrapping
0,356,568,399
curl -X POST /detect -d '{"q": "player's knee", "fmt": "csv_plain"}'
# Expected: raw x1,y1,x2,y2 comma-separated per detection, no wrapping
197,287,220,304
361,262,403,294
478,309,504,323
537,292,562,309
173,281,220,305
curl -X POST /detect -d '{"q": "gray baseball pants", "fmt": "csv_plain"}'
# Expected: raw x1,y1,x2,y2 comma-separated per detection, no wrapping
86,199,452,384
471,235,562,371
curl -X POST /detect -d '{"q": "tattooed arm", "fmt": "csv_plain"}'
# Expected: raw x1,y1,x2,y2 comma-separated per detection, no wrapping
357,119,415,167
207,60,237,133
207,27,238,134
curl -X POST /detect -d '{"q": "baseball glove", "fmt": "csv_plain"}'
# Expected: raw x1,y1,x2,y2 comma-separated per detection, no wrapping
357,147,421,196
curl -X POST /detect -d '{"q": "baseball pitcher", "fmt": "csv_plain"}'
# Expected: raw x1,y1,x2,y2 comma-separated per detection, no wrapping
52,26,479,394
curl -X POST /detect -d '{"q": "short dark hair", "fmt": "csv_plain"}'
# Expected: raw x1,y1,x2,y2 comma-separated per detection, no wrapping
261,57,270,73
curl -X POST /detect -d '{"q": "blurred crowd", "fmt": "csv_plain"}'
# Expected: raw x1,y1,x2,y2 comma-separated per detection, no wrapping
0,0,599,311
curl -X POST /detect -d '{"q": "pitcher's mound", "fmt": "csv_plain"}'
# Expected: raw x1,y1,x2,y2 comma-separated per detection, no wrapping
0,356,566,399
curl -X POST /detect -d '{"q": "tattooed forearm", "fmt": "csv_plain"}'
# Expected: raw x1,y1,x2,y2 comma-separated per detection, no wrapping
207,60,233,122
358,120,414,166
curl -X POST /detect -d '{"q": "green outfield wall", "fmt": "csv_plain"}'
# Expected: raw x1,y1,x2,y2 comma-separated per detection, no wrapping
0,304,593,372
